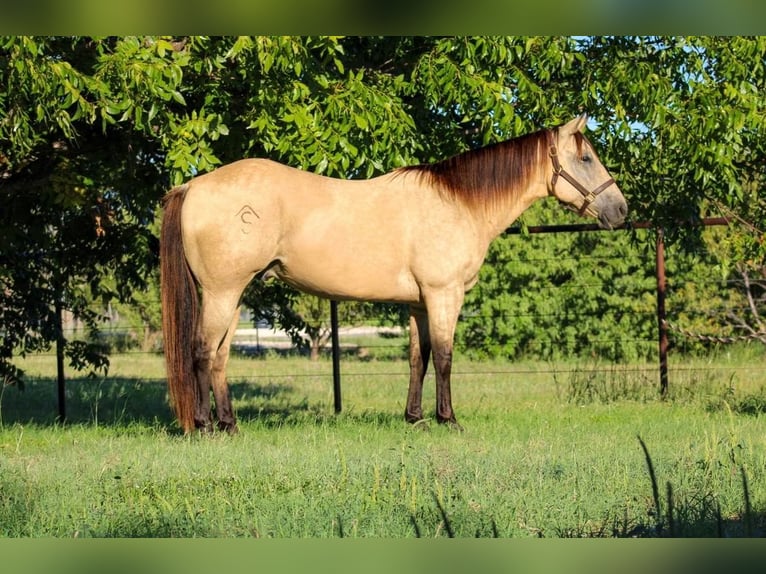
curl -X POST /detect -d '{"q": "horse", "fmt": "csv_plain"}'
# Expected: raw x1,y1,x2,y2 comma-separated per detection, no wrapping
160,115,627,434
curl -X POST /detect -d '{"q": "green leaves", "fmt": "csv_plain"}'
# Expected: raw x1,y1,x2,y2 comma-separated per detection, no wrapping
2,35,764,374
458,206,657,362
164,109,229,184
0,36,177,379
580,37,766,260
94,36,189,132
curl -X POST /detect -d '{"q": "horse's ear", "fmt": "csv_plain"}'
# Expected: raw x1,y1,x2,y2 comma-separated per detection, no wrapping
562,114,589,134
576,114,589,132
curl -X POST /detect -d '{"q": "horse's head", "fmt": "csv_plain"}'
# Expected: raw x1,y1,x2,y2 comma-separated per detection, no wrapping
547,115,627,230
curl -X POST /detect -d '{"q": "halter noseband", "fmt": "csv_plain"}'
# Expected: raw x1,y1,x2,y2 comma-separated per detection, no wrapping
546,130,615,218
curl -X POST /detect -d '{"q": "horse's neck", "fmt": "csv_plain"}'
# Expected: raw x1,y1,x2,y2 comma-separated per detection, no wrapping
482,181,549,241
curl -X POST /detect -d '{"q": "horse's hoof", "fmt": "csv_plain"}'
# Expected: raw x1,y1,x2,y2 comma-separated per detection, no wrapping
410,418,431,431
218,421,239,435
405,412,424,425
437,418,464,432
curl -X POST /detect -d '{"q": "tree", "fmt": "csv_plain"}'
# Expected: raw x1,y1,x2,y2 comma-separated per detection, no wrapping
2,36,764,382
577,37,766,255
729,264,766,345
575,37,766,355
0,37,186,384
680,225,766,347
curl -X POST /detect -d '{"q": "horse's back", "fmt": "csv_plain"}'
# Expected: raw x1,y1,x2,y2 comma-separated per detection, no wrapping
179,158,486,303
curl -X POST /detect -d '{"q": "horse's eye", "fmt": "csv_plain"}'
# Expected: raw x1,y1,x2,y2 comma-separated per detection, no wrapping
581,153,593,163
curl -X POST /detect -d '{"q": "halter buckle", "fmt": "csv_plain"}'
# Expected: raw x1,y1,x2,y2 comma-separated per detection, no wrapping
548,144,562,181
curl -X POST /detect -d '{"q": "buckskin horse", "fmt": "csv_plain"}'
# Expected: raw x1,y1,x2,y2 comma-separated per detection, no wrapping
160,115,627,434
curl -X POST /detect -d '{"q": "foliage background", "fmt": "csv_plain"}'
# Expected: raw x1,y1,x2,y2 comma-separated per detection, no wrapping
1,36,764,379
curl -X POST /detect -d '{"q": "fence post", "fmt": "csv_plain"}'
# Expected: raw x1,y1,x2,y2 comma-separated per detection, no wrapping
330,300,342,413
54,297,66,423
655,227,669,397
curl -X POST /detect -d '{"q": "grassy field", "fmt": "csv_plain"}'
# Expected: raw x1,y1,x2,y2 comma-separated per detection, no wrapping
2,343,765,538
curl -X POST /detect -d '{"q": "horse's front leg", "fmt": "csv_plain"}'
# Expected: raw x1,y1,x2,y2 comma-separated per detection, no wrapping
405,306,430,424
425,287,465,431
432,343,462,430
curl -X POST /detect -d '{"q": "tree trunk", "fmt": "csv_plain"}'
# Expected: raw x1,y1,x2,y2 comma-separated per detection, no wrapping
310,337,320,361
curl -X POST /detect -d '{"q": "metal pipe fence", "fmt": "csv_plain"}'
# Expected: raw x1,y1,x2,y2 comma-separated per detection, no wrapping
326,218,734,411
21,217,766,420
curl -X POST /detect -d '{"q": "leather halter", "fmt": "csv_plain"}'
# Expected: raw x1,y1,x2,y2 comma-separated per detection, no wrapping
546,130,615,218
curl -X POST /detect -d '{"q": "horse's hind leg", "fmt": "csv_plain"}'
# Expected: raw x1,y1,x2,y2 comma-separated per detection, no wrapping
194,290,243,433
210,309,240,433
192,333,213,432
405,306,430,424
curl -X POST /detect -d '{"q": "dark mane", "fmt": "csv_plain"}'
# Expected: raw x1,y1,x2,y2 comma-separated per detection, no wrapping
397,129,550,212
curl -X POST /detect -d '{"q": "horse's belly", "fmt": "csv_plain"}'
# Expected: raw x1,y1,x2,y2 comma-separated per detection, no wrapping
272,257,421,304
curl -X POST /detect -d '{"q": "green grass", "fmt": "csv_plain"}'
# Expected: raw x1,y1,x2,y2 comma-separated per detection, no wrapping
2,345,765,537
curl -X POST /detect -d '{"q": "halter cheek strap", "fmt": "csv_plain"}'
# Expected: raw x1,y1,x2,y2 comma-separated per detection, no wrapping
547,130,615,218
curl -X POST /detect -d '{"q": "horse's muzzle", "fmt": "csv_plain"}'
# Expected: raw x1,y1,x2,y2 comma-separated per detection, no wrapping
596,198,628,230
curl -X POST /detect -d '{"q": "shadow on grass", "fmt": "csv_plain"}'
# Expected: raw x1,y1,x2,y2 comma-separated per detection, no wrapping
0,376,404,432
0,376,311,429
